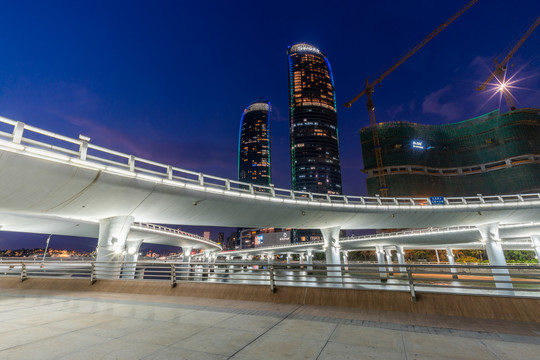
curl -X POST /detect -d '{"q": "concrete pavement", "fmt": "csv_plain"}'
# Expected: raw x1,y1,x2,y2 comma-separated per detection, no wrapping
0,288,539,360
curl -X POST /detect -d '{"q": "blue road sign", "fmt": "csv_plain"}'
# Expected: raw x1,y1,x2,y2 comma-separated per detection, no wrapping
430,196,445,205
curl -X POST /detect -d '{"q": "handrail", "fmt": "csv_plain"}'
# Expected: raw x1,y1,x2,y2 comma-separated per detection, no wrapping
1,117,540,208
1,260,538,299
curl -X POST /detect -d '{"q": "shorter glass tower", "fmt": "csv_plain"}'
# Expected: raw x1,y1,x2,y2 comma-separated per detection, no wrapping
238,101,271,187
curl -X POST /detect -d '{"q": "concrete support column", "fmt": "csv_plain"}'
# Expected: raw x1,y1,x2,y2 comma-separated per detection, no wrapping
375,245,387,281
181,246,193,281
203,252,212,277
446,247,458,279
95,216,134,279
121,238,143,279
321,226,342,281
306,250,313,272
478,223,512,290
267,254,273,265
531,235,540,261
299,253,305,265
395,246,406,278
208,252,216,274
286,253,292,265
182,247,193,263
342,250,349,272
385,249,394,275
342,250,349,265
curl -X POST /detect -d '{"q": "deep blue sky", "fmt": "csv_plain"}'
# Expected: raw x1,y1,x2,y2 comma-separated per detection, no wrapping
1,1,539,249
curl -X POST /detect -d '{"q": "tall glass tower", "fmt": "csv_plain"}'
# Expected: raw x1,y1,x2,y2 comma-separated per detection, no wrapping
287,43,342,195
238,101,272,187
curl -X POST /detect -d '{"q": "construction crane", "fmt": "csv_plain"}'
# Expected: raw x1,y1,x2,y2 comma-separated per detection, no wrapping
477,15,540,111
344,0,479,196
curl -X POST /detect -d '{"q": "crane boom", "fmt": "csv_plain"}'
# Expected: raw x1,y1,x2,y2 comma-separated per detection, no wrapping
477,15,540,91
345,0,479,108
344,0,478,196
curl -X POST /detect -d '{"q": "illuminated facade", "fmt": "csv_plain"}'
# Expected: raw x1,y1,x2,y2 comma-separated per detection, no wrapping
360,108,540,197
288,43,342,194
238,101,271,187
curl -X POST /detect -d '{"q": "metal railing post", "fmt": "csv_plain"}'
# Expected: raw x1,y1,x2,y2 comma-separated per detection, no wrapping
407,268,417,302
12,121,25,144
269,265,275,293
79,141,88,160
170,264,177,288
20,263,27,282
128,155,135,172
90,262,96,284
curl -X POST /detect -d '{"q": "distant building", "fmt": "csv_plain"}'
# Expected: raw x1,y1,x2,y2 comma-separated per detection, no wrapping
237,101,274,248
225,231,239,250
360,108,540,197
238,101,271,187
287,43,342,195
203,231,210,240
217,232,224,246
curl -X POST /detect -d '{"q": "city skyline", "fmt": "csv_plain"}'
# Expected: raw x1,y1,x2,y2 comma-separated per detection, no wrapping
1,0,539,249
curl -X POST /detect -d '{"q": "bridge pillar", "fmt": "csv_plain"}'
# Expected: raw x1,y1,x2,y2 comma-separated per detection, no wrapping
342,250,349,265
201,252,210,278
375,246,387,281
267,254,274,264
342,250,349,272
395,246,406,278
95,216,134,279
478,223,513,290
181,246,193,281
321,227,342,282
446,247,458,279
531,235,540,260
385,249,394,275
299,253,305,265
306,250,313,272
182,247,193,263
121,238,143,279
286,253,292,265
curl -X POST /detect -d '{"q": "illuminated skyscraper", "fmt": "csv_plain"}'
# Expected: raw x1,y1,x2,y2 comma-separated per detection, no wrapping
238,101,272,187
288,43,342,194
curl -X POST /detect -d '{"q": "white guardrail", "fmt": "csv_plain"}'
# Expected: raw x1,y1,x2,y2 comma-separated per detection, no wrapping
133,222,221,249
1,116,540,206
1,261,539,300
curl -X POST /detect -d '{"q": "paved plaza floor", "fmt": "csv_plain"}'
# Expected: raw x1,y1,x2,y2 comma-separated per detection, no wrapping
1,288,539,360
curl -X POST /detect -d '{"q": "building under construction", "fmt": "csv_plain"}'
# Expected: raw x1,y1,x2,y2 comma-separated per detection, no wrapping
360,108,540,197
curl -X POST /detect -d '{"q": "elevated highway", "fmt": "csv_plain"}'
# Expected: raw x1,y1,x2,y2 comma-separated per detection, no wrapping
1,116,539,280
1,117,540,230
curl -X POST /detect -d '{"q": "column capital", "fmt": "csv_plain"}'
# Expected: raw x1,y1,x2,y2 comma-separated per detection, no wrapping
477,223,500,243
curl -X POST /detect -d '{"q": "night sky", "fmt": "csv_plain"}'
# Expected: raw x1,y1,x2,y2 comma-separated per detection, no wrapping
1,1,539,250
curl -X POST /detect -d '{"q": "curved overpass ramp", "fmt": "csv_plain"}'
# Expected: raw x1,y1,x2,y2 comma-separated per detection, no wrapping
1,117,540,231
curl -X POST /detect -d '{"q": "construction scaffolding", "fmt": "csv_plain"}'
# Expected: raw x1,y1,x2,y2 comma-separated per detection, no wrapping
359,108,540,197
